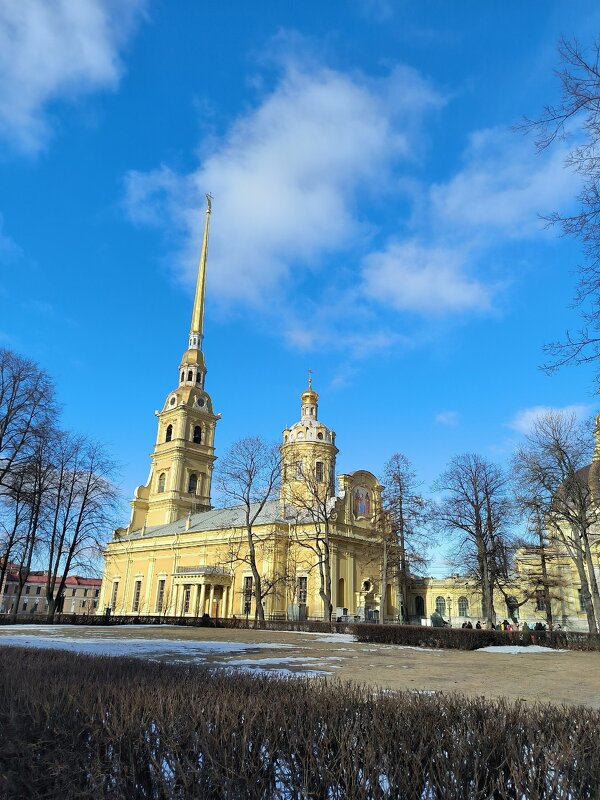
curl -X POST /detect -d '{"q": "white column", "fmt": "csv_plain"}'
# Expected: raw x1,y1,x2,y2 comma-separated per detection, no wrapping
348,552,355,614
330,545,337,617
199,584,206,616
221,586,228,618
208,584,215,617
191,584,199,617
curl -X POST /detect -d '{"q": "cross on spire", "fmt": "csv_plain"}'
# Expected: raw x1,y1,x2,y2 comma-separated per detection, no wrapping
308,368,313,389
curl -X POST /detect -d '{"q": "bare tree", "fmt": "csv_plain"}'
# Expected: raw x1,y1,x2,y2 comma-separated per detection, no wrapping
220,532,289,622
433,454,513,629
510,496,569,629
43,433,119,621
512,411,600,633
0,348,55,490
520,37,600,377
9,425,59,619
286,464,336,622
381,453,430,623
216,437,281,626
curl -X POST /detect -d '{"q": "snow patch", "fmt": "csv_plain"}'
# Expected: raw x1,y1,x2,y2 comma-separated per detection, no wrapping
0,634,295,660
476,645,566,654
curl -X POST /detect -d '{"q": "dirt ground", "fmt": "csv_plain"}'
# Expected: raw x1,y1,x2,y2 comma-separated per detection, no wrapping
1,624,598,709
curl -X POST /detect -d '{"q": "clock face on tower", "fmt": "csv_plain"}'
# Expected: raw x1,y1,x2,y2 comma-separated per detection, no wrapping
196,397,205,408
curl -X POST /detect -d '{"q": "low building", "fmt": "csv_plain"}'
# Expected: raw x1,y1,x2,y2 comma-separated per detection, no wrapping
0,565,102,616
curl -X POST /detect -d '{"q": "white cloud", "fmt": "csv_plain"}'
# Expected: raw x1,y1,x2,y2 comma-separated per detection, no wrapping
435,410,460,427
0,0,144,152
124,61,443,306
507,404,592,435
361,126,579,318
430,127,580,239
362,240,493,313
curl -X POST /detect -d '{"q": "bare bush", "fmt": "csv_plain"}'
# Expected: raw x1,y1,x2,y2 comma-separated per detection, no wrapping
1,647,600,799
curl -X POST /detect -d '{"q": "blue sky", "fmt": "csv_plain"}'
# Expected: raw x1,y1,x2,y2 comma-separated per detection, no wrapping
1,2,599,574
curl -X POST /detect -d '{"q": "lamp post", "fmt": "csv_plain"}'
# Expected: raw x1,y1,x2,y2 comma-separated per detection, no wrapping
447,596,452,627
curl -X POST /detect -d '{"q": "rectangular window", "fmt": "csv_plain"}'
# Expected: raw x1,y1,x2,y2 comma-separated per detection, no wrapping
25,586,30,595
183,585,191,614
84,589,88,597
243,576,253,615
295,461,303,480
297,576,308,604
156,579,166,613
72,589,76,596
579,589,586,612
132,580,142,613
22,601,27,611
316,461,323,482
81,600,86,608
95,589,99,597
110,582,119,609
36,586,41,595
535,590,546,612
93,600,97,608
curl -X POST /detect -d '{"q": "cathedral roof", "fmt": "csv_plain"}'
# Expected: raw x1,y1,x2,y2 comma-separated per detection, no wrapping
121,498,287,540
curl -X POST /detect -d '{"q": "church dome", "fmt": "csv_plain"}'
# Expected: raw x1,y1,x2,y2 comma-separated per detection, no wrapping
282,379,335,444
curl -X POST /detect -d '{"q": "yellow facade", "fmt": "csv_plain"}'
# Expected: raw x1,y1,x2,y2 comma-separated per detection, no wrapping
99,200,392,621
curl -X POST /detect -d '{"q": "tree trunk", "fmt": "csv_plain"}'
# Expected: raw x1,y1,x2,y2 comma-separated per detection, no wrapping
398,518,408,623
574,549,598,633
583,534,600,629
380,536,387,625
537,525,554,629
246,526,265,627
477,539,494,629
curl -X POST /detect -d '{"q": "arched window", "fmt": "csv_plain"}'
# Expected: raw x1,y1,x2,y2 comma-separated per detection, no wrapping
188,473,198,494
458,596,469,616
435,596,446,616
165,424,173,443
316,461,323,482
317,432,323,440
295,461,303,480
193,425,202,444
187,370,193,381
196,373,201,383
414,595,425,616
180,371,184,382
157,473,166,493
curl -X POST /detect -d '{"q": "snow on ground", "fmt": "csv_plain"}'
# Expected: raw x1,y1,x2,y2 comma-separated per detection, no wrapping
275,632,357,643
225,656,343,665
476,645,566,654
0,634,296,659
0,624,179,632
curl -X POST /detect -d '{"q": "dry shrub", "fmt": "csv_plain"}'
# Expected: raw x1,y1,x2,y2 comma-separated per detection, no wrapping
353,623,600,652
0,647,599,799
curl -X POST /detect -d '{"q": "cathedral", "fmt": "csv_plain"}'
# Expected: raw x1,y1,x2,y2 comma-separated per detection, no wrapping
98,199,389,621
99,199,600,630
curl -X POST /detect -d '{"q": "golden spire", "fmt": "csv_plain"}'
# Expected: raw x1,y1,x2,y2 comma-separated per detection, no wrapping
189,193,212,349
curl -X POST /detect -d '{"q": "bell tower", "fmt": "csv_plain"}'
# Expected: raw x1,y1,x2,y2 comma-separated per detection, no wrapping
129,194,220,530
280,376,338,507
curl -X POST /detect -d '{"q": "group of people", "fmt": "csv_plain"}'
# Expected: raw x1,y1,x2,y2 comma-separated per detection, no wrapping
460,619,561,632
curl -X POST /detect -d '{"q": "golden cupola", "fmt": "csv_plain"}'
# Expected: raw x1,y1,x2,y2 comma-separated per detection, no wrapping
280,376,338,506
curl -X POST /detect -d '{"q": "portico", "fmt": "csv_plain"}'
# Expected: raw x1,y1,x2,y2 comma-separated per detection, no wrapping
172,565,232,618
